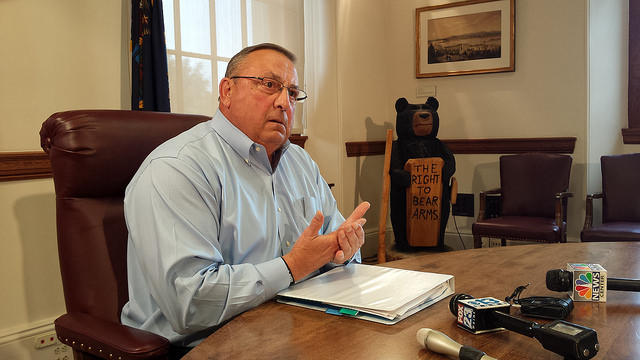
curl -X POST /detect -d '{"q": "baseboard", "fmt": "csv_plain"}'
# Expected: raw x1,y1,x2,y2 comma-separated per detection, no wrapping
0,317,58,345
362,225,479,255
444,231,474,251
0,317,71,360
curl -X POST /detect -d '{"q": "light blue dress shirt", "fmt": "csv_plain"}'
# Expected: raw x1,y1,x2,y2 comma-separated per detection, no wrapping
121,110,356,346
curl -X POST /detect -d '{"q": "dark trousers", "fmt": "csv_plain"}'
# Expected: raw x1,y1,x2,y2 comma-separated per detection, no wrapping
169,346,194,359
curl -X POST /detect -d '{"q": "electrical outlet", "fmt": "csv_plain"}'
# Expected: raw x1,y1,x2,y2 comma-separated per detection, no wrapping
489,238,502,248
452,193,474,217
34,331,58,349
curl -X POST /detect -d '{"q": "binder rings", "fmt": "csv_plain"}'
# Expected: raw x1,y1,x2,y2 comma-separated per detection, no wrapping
277,263,455,324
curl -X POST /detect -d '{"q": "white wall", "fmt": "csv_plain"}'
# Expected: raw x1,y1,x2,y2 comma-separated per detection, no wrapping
303,0,343,202
0,0,127,357
320,0,594,254
336,0,393,255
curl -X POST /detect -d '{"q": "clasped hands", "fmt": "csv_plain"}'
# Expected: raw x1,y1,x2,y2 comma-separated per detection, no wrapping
282,201,370,282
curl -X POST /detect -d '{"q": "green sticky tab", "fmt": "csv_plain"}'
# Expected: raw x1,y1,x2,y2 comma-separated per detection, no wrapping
339,308,358,316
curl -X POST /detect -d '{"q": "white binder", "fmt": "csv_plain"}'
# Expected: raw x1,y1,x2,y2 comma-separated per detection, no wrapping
277,263,455,324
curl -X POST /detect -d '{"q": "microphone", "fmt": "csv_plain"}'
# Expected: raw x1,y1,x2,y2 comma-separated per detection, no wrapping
546,264,640,302
416,328,497,360
449,294,599,360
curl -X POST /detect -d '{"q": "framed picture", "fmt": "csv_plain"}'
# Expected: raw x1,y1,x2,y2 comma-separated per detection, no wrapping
416,0,515,78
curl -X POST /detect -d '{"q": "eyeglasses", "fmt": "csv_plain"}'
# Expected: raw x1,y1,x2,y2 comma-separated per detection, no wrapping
230,76,307,103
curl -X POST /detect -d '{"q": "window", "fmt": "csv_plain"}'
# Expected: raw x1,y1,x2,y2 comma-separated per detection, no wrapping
163,0,305,131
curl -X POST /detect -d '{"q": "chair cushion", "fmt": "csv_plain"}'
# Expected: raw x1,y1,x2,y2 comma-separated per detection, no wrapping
601,153,640,223
500,153,572,218
472,216,562,242
581,222,640,242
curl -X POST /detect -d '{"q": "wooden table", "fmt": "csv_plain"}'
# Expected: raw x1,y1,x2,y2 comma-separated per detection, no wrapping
184,242,640,359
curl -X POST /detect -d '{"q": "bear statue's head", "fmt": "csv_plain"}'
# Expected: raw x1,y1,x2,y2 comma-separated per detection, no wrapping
395,97,440,140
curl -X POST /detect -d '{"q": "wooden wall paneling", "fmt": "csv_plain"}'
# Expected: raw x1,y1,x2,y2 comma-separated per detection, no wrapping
0,135,309,182
0,137,576,181
345,137,576,157
0,152,52,182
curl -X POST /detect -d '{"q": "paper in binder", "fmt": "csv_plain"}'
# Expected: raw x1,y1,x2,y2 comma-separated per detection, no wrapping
276,263,454,324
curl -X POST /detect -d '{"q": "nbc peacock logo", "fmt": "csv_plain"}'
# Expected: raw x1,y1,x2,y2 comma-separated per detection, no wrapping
572,264,593,271
569,264,605,302
574,273,594,299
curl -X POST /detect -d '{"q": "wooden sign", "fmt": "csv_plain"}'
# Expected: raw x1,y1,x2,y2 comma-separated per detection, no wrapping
404,158,443,247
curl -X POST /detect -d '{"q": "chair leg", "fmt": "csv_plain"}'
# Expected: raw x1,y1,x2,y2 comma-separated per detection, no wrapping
501,238,506,247
474,235,482,248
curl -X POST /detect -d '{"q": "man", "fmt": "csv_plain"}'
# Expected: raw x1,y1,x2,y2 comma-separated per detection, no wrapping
121,43,370,349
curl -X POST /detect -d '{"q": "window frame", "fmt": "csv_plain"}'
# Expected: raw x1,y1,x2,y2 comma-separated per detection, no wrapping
165,0,250,114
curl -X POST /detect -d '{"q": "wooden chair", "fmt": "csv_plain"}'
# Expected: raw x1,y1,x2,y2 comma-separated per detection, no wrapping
472,153,573,248
581,153,640,242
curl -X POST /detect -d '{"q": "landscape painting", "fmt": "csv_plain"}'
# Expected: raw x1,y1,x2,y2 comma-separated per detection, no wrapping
427,11,501,64
416,0,514,78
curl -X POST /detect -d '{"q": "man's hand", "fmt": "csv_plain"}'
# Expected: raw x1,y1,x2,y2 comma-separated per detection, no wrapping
282,202,370,281
282,211,338,281
332,201,370,264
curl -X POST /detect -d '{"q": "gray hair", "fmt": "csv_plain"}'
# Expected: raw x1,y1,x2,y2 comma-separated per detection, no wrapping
225,43,297,78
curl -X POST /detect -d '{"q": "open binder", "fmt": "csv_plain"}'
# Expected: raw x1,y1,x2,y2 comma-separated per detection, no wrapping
277,263,454,325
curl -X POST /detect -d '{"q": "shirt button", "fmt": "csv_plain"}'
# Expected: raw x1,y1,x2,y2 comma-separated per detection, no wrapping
245,159,249,164
286,241,291,247
255,146,260,151
278,207,282,212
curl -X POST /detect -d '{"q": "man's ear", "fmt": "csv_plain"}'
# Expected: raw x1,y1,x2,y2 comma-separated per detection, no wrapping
219,78,233,107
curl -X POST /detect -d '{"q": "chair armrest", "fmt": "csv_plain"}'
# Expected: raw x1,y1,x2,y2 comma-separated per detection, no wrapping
553,192,574,242
482,188,502,196
587,192,604,200
555,191,574,199
477,188,501,221
583,192,604,230
55,313,170,360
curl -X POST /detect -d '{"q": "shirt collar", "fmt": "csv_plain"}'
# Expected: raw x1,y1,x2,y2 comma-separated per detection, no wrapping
210,109,291,168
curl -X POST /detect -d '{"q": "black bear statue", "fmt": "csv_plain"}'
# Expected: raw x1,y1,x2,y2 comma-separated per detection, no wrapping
390,97,456,251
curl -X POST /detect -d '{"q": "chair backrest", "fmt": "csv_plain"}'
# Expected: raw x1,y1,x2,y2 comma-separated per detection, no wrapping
500,153,572,218
601,153,640,223
40,110,209,323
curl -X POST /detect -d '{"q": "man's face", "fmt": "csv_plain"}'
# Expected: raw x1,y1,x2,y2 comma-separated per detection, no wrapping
219,49,298,155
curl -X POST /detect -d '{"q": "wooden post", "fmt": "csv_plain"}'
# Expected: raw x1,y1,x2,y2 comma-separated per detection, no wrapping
377,129,393,263
404,158,444,247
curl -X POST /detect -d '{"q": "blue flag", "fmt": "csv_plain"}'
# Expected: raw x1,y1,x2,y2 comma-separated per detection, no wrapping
131,0,170,112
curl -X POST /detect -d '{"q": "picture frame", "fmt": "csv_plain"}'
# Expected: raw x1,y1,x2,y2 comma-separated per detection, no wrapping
416,0,515,78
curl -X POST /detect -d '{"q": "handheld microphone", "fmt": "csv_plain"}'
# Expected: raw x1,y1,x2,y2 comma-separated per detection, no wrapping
546,264,640,302
449,294,599,360
416,328,497,360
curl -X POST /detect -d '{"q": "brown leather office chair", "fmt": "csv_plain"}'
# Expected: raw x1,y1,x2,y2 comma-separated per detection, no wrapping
40,110,209,360
472,153,573,248
581,153,640,242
